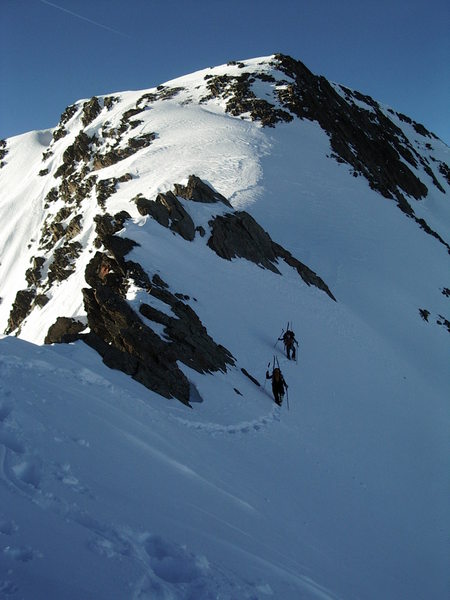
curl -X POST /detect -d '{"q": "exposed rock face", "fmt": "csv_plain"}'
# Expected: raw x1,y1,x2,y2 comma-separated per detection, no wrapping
173,174,231,206
82,283,193,403
207,210,336,300
139,292,233,374
74,209,235,405
0,139,8,168
196,54,448,253
81,97,102,127
133,176,335,301
207,211,280,272
45,317,86,344
201,72,293,127
135,191,196,241
6,54,446,405
271,54,449,253
25,257,45,287
5,290,36,334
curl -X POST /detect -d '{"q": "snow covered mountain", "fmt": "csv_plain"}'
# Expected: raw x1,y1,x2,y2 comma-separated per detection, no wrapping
0,54,449,599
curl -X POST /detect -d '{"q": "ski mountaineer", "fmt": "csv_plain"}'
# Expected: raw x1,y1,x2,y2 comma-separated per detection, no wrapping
266,367,288,406
279,328,299,360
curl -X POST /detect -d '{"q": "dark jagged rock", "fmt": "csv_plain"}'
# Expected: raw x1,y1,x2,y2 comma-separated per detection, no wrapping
439,162,450,186
173,175,231,206
80,208,235,404
135,191,196,241
156,86,185,101
52,127,68,142
59,104,78,127
59,174,96,205
92,132,156,170
207,210,335,300
201,73,292,127
104,96,119,110
34,294,49,308
273,54,428,203
102,235,138,262
4,289,36,334
54,131,94,178
95,175,132,209
0,139,8,167
47,242,82,283
272,53,449,252
437,315,450,333
81,97,102,127
93,211,132,242
136,86,185,109
45,317,86,344
66,215,83,240
82,284,192,404
274,244,336,300
419,308,430,322
208,211,280,272
139,294,234,374
44,187,58,205
25,257,45,287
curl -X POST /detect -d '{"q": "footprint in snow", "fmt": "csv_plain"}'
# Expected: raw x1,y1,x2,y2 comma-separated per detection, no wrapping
0,578,19,597
53,463,93,497
173,404,281,436
11,457,42,489
144,534,207,584
3,545,41,562
135,532,270,599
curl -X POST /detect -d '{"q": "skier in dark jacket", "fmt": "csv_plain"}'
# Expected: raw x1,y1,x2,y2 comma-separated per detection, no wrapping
266,367,288,405
279,329,298,360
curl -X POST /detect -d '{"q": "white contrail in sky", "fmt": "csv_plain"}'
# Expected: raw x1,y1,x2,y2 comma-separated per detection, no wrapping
39,0,130,38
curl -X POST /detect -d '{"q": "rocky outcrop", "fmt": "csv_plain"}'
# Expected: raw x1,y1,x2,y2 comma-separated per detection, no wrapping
207,210,335,300
173,175,231,206
71,210,235,405
273,55,428,202
135,192,196,241
5,290,36,334
139,291,233,374
81,97,102,127
207,211,279,272
0,139,8,168
45,317,86,344
201,72,292,127
25,257,45,287
133,175,335,300
271,54,449,253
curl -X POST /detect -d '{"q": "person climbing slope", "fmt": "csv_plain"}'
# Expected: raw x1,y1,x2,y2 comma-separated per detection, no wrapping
279,327,299,361
266,367,288,406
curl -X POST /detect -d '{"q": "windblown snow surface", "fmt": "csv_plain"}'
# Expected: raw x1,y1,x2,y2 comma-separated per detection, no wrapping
0,56,449,599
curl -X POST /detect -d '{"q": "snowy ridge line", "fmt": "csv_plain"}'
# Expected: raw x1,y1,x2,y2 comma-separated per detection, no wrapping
170,404,281,435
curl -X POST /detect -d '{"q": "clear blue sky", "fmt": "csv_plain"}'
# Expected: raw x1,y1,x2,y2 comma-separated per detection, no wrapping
2,0,449,144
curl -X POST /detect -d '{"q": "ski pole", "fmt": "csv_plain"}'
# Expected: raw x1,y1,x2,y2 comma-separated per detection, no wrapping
263,362,270,390
274,330,283,348
286,387,290,411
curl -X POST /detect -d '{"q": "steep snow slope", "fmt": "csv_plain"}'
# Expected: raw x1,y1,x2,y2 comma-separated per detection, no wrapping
0,54,449,599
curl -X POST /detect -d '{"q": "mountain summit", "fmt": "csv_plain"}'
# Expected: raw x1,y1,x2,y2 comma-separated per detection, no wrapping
0,54,448,403
0,54,449,599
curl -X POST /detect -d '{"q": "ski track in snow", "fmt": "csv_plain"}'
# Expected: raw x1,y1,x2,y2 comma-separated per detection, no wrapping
171,403,281,436
0,351,280,600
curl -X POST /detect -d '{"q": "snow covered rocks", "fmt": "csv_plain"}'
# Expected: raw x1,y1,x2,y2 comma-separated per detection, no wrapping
0,52,449,600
